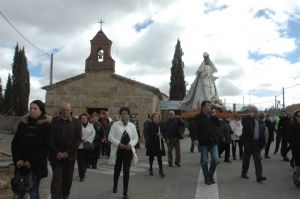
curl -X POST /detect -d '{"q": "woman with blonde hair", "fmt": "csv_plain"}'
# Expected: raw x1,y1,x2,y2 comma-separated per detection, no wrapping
145,112,166,177
77,113,95,182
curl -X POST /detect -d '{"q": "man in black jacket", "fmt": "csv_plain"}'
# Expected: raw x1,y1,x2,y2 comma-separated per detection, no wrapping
192,100,220,185
241,106,267,182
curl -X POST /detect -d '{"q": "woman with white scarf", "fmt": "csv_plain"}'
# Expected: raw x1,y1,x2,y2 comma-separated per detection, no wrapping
108,107,138,199
230,116,243,160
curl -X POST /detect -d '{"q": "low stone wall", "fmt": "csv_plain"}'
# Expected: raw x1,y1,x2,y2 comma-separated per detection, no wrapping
0,116,21,135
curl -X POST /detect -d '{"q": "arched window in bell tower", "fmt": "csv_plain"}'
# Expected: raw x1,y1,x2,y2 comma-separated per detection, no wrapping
97,49,104,62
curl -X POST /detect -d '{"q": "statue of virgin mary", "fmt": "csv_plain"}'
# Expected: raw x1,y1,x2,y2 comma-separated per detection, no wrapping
180,52,218,110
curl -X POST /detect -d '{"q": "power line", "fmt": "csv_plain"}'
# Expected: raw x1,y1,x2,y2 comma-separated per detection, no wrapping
0,11,50,56
285,83,300,89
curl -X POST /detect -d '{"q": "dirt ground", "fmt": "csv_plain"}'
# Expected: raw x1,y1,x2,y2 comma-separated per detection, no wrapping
0,152,13,199
0,168,13,199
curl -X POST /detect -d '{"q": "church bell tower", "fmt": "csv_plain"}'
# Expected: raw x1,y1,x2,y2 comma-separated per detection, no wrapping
85,22,115,73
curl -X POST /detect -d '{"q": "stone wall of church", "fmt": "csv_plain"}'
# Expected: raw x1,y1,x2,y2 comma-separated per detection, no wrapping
45,71,161,136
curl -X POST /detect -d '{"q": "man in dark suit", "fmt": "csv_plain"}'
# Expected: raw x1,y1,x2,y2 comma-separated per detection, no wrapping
241,106,267,182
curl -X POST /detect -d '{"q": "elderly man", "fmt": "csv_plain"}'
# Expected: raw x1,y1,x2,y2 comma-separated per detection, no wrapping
164,111,184,167
49,102,82,199
241,106,267,182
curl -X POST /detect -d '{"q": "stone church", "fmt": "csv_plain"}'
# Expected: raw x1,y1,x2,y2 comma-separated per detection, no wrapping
42,28,167,123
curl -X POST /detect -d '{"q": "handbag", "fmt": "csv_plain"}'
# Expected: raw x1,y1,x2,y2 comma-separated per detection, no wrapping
11,169,34,193
120,131,130,145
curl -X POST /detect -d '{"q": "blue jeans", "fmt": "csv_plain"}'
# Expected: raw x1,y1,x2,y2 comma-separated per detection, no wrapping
13,176,41,199
200,144,219,179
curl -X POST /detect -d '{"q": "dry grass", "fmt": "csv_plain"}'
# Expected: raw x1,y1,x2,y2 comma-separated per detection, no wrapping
0,152,13,199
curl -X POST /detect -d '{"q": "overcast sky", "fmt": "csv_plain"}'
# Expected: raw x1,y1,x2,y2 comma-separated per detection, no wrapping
0,0,300,111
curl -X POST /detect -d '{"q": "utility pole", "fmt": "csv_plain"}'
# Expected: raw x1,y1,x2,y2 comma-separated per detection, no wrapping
249,92,251,105
50,53,53,85
275,96,277,109
282,87,285,109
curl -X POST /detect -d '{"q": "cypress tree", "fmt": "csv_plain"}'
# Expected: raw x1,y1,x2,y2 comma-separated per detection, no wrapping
169,39,186,100
4,74,14,115
12,44,30,115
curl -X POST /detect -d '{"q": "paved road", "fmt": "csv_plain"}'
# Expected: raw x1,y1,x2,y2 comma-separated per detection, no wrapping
42,136,299,199
1,133,299,198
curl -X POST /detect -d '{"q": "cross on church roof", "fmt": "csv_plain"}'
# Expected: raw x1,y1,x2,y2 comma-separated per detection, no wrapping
98,19,104,30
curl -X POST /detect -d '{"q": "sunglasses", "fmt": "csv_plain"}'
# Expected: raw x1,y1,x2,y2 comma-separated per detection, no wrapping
296,115,300,118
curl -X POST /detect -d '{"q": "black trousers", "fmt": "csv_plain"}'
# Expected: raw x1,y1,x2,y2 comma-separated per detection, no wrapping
219,142,231,161
50,160,75,199
264,139,273,156
281,138,291,157
113,149,132,195
232,140,243,159
242,141,263,177
77,149,91,180
274,133,281,154
149,155,163,171
90,146,100,167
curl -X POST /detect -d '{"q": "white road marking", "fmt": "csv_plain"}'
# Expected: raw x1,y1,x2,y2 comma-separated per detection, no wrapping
195,168,219,199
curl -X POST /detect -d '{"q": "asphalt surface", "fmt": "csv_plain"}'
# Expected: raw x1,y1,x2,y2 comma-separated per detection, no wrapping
1,132,299,199
43,136,299,199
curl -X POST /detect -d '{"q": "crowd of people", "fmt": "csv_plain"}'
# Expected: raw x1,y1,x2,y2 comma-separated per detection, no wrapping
10,99,300,199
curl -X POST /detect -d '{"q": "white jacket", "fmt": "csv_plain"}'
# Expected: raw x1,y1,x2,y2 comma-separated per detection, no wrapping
78,123,96,149
230,120,243,141
108,120,138,165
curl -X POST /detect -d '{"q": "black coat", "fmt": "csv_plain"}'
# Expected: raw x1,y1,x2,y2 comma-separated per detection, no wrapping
221,119,232,144
192,112,220,145
278,117,291,140
146,122,166,156
164,118,185,139
289,121,300,161
241,116,266,147
49,116,82,162
265,119,275,142
92,122,104,147
11,114,52,178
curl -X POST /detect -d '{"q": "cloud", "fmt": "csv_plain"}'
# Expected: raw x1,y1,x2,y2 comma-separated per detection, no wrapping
217,79,242,96
1,0,300,110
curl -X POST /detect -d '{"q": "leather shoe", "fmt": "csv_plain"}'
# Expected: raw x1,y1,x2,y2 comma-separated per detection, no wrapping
149,168,153,176
210,177,216,184
205,178,211,185
175,162,181,167
113,186,117,193
241,174,250,179
283,157,289,161
256,176,267,182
